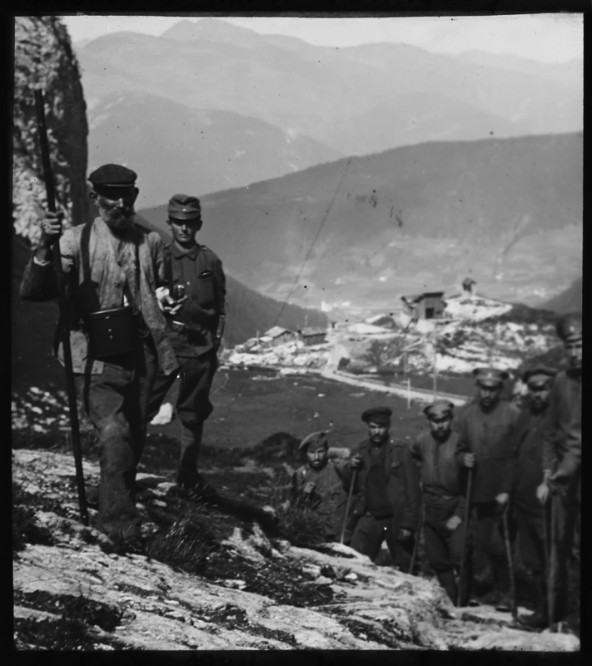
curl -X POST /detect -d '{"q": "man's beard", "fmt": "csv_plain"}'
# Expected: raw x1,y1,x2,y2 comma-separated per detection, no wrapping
100,204,135,232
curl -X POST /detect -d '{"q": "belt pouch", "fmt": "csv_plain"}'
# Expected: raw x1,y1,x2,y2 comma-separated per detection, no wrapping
86,306,137,358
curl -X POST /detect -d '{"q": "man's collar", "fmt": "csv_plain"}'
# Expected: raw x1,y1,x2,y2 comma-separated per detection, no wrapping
171,243,199,259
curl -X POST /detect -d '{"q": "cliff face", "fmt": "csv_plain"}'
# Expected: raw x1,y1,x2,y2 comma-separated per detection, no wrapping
13,16,90,245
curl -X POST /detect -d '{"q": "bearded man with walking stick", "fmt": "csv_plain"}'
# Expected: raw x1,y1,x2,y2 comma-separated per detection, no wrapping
20,163,178,551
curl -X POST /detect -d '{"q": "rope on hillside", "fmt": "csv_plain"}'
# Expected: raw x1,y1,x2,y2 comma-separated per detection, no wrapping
270,158,352,330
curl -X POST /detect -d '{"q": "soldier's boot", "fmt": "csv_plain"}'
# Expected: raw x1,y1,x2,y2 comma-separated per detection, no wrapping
436,570,458,606
492,562,513,612
176,422,216,500
455,560,473,607
519,573,549,630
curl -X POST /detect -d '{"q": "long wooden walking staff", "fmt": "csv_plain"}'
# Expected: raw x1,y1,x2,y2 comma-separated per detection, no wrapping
547,492,558,632
340,468,358,544
34,89,88,525
408,502,424,575
457,467,473,607
502,504,518,620
542,494,553,629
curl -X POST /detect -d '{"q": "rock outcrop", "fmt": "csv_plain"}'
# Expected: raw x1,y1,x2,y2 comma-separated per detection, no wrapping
13,16,90,245
12,447,579,651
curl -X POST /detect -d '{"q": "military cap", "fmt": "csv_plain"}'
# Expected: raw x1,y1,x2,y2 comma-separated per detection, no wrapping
299,430,329,452
168,193,201,220
361,406,392,425
473,367,509,387
521,365,556,388
556,313,582,342
88,163,137,188
423,400,455,420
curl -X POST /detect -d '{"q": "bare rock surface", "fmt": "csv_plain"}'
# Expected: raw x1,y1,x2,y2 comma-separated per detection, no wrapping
12,448,579,651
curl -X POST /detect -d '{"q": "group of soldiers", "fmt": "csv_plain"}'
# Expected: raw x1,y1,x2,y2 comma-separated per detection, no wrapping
19,161,580,633
290,314,581,631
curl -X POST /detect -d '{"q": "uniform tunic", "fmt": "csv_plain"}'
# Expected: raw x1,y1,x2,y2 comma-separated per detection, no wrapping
455,400,520,503
454,399,519,570
291,460,350,541
147,242,226,487
349,438,420,568
412,431,468,574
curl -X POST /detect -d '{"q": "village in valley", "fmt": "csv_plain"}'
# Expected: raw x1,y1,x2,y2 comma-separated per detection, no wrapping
223,277,557,402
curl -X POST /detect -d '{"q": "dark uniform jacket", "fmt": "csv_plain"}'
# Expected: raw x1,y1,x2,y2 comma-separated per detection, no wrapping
412,430,466,519
510,405,548,515
350,438,420,531
163,242,226,358
19,217,178,376
292,460,350,534
541,369,581,481
454,399,520,503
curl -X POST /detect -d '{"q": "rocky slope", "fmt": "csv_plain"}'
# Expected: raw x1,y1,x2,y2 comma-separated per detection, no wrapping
12,446,579,652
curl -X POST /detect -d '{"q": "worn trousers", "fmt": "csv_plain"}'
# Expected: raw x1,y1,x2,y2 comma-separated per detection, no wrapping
75,339,157,536
515,504,545,573
350,512,414,571
148,351,218,485
424,499,472,605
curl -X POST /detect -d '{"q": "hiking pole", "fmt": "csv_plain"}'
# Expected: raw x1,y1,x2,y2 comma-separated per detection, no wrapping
547,491,558,632
542,493,553,631
34,89,88,525
502,503,518,620
408,502,424,574
457,467,473,607
340,468,357,544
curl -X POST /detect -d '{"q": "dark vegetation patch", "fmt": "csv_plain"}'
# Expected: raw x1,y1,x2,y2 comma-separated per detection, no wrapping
12,482,55,551
338,616,403,648
147,504,222,574
199,549,336,607
12,504,54,552
13,591,125,650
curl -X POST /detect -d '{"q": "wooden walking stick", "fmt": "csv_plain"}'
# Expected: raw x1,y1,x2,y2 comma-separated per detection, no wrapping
34,89,88,525
502,503,518,620
542,493,553,629
408,502,424,574
340,468,358,544
457,467,473,607
546,493,558,632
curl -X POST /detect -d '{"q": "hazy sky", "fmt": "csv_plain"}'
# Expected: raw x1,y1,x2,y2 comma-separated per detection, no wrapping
61,13,583,63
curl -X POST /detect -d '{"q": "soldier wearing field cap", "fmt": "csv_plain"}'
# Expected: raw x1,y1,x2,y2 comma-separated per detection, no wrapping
148,194,226,498
289,430,351,542
536,313,581,627
20,163,178,549
455,367,520,607
411,400,471,604
510,365,556,628
348,406,421,570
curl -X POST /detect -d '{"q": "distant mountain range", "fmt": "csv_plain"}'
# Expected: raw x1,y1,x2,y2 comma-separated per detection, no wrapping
540,276,582,314
73,18,582,200
88,91,341,207
139,132,583,313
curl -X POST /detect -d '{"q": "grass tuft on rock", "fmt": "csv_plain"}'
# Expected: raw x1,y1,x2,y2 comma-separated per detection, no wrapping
147,503,219,574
